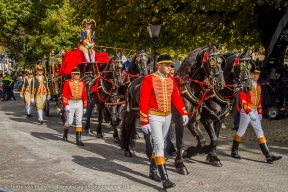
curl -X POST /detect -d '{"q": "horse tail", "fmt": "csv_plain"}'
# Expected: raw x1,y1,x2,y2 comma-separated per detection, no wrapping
120,110,137,150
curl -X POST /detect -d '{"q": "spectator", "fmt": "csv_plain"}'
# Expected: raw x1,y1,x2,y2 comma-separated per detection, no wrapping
272,69,286,107
2,73,13,101
9,73,16,100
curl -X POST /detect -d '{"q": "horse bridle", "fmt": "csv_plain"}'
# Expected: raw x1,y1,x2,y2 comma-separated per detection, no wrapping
229,57,253,91
135,52,149,75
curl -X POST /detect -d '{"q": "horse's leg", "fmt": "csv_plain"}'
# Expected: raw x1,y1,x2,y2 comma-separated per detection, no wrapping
84,103,94,133
201,120,222,167
143,132,153,159
96,104,104,138
120,111,137,157
182,119,206,158
172,107,189,175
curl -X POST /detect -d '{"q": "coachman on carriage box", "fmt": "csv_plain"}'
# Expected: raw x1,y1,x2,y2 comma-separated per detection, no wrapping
79,18,96,63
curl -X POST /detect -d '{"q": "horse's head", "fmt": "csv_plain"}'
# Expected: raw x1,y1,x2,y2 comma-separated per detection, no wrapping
81,74,94,84
200,46,226,90
135,50,149,76
235,56,253,93
110,55,124,86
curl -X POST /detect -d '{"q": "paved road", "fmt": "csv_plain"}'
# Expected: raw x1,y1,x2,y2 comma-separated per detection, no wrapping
0,94,287,192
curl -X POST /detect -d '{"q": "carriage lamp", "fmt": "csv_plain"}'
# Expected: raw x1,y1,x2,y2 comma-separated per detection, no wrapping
147,23,161,72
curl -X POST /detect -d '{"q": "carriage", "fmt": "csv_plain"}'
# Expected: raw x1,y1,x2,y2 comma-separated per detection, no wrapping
56,48,110,123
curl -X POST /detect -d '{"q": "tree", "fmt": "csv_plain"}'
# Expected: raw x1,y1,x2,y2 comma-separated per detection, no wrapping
71,0,288,60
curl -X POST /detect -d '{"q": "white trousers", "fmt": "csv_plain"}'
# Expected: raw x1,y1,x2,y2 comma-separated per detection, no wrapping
236,108,264,139
149,114,171,157
65,100,83,128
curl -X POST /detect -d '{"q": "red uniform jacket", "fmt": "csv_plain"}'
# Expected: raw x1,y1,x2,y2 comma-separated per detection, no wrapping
240,82,262,115
62,79,87,108
139,72,187,125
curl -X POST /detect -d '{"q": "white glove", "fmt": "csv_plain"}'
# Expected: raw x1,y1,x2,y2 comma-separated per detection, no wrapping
141,124,151,134
65,105,70,113
259,114,262,120
83,108,87,115
47,95,51,101
182,115,189,126
30,98,35,103
20,94,23,99
248,112,256,121
87,42,94,48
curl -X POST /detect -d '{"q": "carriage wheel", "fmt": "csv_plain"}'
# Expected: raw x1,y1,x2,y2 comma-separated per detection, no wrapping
267,107,279,120
44,100,50,116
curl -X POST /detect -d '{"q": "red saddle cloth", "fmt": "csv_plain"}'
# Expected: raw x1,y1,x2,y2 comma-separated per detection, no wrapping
59,49,109,75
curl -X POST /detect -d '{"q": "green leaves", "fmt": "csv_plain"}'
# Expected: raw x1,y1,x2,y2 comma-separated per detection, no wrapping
0,0,287,65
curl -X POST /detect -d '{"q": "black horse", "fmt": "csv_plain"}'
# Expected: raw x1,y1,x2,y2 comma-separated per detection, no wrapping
181,50,253,168
88,55,125,142
84,50,150,136
120,46,226,166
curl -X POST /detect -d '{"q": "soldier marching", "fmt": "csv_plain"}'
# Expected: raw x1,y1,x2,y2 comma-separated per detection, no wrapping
30,65,51,124
19,69,34,117
62,67,87,146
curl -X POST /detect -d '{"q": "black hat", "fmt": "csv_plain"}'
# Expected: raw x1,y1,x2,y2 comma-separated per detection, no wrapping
170,65,175,69
251,66,260,73
71,67,80,74
82,18,96,26
36,65,44,71
157,54,174,65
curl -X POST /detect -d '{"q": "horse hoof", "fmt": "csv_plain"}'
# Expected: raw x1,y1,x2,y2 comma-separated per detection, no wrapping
96,133,103,138
113,137,120,143
124,151,132,157
211,161,222,167
176,167,189,175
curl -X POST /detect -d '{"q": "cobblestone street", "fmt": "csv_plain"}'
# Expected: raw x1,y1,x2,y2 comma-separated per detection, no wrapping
0,94,287,192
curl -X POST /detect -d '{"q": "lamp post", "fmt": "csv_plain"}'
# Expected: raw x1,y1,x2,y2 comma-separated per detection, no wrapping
147,23,161,72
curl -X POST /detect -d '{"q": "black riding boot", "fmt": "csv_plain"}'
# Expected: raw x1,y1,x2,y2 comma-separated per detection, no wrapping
149,158,161,182
76,132,84,146
231,140,241,159
259,142,282,163
63,129,68,141
157,164,176,189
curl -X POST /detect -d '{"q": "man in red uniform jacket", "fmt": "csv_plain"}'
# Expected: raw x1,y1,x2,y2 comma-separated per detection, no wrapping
139,54,188,189
231,66,282,163
62,67,87,146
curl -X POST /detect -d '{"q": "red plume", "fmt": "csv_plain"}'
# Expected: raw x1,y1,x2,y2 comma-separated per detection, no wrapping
203,53,208,63
234,58,240,66
136,54,139,58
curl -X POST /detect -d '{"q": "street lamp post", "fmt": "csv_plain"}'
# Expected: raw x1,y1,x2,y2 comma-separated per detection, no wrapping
147,24,161,72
